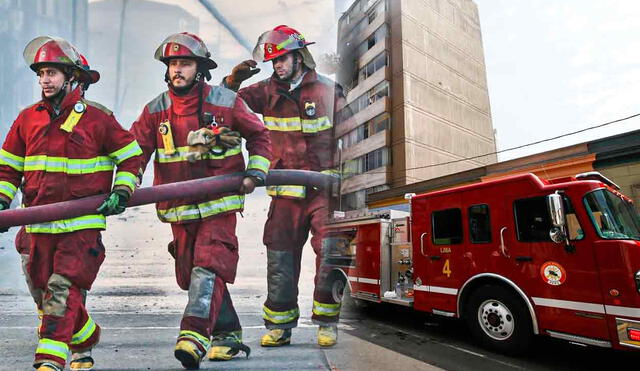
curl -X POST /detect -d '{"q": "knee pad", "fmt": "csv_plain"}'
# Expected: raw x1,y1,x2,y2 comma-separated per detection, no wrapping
43,273,72,316
184,267,216,318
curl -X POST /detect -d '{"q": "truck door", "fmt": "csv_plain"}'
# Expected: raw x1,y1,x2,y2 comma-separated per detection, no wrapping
508,194,609,341
412,194,463,314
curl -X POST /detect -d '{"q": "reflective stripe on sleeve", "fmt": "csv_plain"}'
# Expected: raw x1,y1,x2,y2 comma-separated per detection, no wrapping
0,181,17,200
109,140,143,164
247,155,270,174
113,171,138,192
0,149,25,171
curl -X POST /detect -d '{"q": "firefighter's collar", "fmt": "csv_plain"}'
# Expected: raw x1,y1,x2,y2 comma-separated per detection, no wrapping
289,71,308,92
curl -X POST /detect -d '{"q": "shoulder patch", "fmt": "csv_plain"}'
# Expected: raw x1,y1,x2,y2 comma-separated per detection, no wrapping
147,91,172,114
83,99,113,115
206,85,236,108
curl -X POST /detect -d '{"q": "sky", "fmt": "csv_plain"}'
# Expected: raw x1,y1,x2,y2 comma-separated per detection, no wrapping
146,0,640,162
475,0,640,160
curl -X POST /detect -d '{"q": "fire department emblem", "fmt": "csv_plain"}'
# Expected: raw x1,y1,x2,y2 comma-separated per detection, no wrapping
266,44,273,54
39,50,47,60
158,123,169,135
172,43,180,52
540,261,566,286
304,101,316,117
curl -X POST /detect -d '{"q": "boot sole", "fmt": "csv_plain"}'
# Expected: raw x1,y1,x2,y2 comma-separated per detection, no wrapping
174,349,200,370
260,340,291,347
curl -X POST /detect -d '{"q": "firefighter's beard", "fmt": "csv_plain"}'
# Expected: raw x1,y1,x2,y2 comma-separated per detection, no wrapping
170,73,197,95
43,80,71,107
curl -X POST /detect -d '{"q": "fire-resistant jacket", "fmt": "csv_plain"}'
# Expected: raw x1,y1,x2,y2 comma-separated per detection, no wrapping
237,70,344,199
131,81,271,224
0,87,143,233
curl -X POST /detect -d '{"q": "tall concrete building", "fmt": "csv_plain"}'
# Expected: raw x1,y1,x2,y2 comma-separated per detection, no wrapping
335,0,496,210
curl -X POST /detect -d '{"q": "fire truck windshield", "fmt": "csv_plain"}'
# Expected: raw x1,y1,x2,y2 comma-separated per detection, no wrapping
584,189,640,241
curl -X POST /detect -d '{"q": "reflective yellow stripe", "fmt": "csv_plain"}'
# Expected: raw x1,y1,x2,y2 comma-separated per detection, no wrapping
26,214,106,234
247,155,270,174
36,338,69,360
71,316,97,345
321,169,341,178
179,330,210,349
155,146,242,163
109,140,142,164
266,185,306,198
24,155,114,174
263,116,302,131
0,181,17,200
157,195,245,223
262,306,300,324
301,116,332,133
312,300,341,316
114,171,138,192
0,149,25,171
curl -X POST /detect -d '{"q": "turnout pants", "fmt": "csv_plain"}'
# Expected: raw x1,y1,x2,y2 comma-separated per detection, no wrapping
28,230,104,369
262,191,341,329
169,214,242,353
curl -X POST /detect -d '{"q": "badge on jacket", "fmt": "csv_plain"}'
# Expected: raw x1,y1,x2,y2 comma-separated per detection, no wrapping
159,121,176,155
304,101,316,117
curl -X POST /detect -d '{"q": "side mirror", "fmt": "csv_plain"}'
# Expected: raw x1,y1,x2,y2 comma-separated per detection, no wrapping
549,227,566,243
547,192,566,228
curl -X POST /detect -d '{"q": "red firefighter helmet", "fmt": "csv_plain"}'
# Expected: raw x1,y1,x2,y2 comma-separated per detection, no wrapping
154,32,217,70
252,25,316,68
23,36,94,83
77,53,100,85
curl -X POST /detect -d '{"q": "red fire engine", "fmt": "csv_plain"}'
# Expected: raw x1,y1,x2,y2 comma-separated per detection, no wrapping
324,171,640,353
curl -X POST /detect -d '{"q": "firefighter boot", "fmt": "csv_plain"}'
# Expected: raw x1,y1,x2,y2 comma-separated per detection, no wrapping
207,331,251,361
317,325,338,347
260,328,292,347
36,363,62,371
174,339,205,370
70,350,94,370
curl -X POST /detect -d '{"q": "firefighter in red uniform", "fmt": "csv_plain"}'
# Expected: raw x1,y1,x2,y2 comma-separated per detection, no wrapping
222,25,346,348
130,32,271,370
0,36,143,371
13,51,101,371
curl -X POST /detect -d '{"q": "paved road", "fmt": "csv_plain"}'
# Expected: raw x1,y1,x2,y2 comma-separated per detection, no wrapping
0,192,440,371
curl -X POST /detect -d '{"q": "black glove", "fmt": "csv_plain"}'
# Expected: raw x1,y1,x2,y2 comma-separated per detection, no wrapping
0,200,8,233
96,189,130,216
245,169,266,187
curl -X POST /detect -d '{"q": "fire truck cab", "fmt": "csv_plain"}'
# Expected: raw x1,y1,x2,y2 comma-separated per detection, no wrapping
325,172,640,353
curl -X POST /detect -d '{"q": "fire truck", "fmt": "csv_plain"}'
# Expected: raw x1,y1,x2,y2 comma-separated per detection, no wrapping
323,172,640,353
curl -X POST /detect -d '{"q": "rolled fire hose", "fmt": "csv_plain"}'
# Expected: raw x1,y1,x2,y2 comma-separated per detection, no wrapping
0,170,335,229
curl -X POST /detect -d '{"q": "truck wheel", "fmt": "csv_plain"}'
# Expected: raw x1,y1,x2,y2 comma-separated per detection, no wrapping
331,276,346,303
465,285,533,354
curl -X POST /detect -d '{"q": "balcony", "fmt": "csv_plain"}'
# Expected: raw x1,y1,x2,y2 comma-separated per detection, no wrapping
346,65,389,104
358,36,388,69
336,96,389,138
340,129,390,162
341,165,391,195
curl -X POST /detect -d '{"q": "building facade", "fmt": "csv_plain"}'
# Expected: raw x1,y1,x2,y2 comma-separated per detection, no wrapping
335,0,496,210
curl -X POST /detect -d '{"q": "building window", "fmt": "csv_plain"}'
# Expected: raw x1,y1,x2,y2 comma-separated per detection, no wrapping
432,208,463,245
341,184,390,211
356,24,388,58
359,51,388,83
469,204,491,243
339,113,389,149
343,147,390,178
338,81,389,122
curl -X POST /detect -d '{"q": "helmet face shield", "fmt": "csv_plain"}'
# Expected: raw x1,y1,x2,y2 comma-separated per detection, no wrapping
154,32,217,70
24,36,82,72
253,29,315,62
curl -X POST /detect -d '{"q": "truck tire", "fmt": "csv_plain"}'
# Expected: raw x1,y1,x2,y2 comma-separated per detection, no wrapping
465,284,533,354
330,273,346,303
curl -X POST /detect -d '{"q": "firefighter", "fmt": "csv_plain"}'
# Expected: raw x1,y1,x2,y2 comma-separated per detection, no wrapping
0,36,143,371
222,25,346,348
12,51,101,370
130,32,271,370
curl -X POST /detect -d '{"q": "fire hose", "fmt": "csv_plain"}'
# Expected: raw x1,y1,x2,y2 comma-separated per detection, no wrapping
0,170,335,229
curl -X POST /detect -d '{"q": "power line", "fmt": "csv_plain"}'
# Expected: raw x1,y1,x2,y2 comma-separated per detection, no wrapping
343,112,640,178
